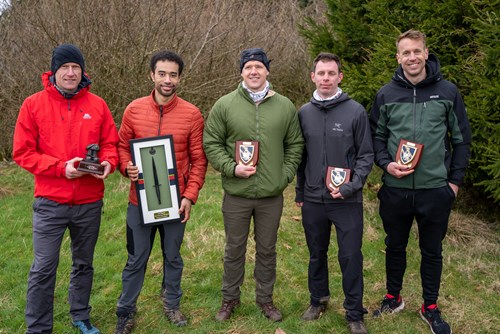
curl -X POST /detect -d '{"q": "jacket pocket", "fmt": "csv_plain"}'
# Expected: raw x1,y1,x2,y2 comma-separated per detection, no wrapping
445,183,457,199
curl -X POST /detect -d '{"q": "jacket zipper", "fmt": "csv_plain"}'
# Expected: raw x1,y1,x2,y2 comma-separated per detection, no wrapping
412,88,417,142
254,103,260,197
411,87,417,201
158,105,163,136
250,93,271,198
67,98,76,205
322,108,328,202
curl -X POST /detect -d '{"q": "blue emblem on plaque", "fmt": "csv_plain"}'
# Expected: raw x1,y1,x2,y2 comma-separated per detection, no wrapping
239,144,255,165
331,169,347,188
400,144,417,165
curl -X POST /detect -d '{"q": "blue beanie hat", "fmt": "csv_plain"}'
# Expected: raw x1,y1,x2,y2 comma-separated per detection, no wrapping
240,48,270,73
51,44,85,74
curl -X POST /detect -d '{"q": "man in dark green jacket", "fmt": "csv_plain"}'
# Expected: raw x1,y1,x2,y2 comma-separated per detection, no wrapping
370,30,471,334
203,48,303,322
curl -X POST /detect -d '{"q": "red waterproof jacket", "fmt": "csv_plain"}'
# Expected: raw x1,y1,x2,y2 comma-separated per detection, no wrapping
13,72,119,204
118,90,207,205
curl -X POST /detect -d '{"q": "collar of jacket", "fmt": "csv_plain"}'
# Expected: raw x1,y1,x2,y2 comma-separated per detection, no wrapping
393,53,443,88
237,82,275,105
42,71,91,100
149,89,180,113
310,92,350,110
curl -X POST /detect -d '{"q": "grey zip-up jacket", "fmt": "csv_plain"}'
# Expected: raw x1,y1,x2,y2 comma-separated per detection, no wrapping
295,93,374,204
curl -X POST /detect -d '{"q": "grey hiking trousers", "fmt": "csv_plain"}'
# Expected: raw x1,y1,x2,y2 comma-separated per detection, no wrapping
25,197,102,334
116,203,186,314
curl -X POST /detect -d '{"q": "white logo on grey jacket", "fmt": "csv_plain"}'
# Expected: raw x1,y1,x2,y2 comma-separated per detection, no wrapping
332,123,343,132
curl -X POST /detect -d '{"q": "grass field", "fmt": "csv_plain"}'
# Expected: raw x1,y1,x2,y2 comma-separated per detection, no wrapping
0,163,498,334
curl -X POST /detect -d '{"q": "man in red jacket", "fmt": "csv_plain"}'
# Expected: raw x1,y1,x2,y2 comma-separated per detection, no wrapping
13,44,119,334
114,50,207,334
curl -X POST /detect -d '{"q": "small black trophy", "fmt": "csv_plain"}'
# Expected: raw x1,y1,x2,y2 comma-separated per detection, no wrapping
77,143,104,175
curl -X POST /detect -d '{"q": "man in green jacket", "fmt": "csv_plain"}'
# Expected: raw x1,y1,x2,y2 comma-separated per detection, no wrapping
370,30,471,334
203,48,303,322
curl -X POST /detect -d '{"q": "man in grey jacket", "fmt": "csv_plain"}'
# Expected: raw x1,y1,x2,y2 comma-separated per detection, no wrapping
295,53,373,334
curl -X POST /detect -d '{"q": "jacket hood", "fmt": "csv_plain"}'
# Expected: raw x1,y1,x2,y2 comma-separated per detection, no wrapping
309,92,351,110
42,71,92,99
393,53,442,88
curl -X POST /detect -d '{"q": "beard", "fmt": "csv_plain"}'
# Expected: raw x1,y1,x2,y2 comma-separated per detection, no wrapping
156,84,176,98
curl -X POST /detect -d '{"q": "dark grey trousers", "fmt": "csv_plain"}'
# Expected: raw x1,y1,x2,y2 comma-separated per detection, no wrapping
116,203,186,314
301,201,366,321
26,197,102,334
221,193,283,304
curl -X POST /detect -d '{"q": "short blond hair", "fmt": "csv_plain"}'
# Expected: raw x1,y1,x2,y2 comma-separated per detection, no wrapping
396,30,427,52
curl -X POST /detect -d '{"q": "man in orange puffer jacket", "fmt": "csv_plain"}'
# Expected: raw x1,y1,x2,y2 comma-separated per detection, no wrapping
114,50,207,333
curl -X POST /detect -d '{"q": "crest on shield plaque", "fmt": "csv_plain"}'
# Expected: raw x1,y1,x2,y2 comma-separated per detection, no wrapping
326,167,351,191
396,139,424,169
235,140,259,166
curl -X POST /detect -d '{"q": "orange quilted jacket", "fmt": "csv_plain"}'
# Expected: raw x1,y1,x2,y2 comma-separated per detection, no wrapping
118,90,207,205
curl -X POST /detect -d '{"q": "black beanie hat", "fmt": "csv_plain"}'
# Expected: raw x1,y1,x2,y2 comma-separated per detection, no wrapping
240,48,270,73
51,44,85,74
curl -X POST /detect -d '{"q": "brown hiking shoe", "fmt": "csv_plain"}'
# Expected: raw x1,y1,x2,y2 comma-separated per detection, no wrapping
215,299,240,321
257,302,283,322
114,312,135,334
348,320,368,334
164,307,187,327
301,303,327,321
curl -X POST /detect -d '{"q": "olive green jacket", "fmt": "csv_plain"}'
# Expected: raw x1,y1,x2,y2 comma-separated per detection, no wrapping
203,83,303,198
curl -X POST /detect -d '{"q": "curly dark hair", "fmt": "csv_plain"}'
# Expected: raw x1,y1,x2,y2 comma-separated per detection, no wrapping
150,50,184,75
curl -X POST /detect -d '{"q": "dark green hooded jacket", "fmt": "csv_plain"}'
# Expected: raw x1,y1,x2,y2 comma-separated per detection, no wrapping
370,54,471,189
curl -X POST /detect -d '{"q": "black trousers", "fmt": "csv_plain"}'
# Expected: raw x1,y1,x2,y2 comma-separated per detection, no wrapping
378,185,455,305
301,201,365,321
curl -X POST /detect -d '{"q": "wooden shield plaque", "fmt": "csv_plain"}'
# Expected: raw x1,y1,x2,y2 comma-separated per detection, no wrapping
326,166,351,191
235,140,259,166
396,139,424,169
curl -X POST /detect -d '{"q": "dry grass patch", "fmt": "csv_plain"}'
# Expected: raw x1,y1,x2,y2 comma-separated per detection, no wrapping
447,210,497,245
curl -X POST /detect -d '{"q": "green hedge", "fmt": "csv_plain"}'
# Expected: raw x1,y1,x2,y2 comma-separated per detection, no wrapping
300,0,500,203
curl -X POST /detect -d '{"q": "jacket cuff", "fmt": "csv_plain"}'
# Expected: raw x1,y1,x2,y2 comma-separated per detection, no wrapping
295,190,304,203
58,161,67,178
339,183,354,199
381,161,391,172
231,163,238,177
103,160,116,173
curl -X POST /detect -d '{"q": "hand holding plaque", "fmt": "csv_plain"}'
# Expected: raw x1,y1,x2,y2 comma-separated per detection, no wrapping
77,143,104,175
326,166,351,192
396,139,424,169
235,140,259,166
